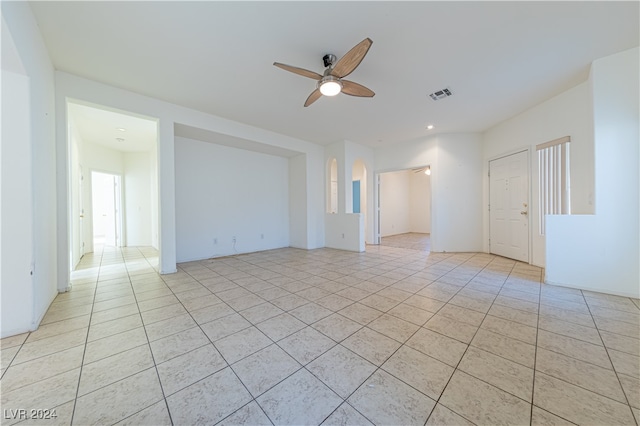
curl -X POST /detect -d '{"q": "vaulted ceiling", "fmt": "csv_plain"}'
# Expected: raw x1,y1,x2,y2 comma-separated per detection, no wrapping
30,1,639,148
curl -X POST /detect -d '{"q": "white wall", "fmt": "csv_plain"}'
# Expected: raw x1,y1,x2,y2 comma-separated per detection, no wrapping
124,152,152,246
174,136,290,262
410,171,431,233
380,171,411,236
289,154,307,249
325,213,365,252
482,81,592,266
546,47,639,298
2,3,58,336
1,70,34,337
375,134,483,252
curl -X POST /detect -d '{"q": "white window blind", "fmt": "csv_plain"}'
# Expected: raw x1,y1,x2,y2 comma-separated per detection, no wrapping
537,136,571,235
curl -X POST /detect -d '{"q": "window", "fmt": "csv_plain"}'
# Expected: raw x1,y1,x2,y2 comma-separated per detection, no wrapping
537,136,570,235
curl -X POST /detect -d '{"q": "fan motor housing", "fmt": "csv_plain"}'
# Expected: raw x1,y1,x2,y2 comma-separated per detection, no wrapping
323,54,337,68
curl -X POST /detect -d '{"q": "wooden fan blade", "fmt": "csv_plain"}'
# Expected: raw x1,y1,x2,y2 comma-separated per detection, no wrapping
304,89,322,107
341,80,375,97
273,62,322,80
330,38,373,78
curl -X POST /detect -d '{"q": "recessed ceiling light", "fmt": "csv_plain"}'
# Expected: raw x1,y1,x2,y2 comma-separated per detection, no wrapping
116,138,125,142
426,125,434,130
116,128,126,132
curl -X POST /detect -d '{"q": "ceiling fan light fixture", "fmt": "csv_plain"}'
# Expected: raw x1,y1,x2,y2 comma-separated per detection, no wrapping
319,76,342,97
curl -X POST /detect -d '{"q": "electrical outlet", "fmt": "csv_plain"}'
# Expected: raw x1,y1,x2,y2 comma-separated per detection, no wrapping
213,238,217,244
232,236,236,244
261,234,264,239
342,233,345,238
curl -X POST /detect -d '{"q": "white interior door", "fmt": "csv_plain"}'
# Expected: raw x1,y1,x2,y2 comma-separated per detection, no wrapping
490,151,529,262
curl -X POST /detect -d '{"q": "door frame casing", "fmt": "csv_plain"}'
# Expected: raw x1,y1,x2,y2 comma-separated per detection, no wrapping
487,147,533,264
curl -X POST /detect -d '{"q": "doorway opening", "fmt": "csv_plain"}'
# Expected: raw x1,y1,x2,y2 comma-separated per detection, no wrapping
67,100,159,271
91,171,123,252
376,167,432,252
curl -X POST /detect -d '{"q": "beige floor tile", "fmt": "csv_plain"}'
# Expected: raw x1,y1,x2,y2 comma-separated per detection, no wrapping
448,294,493,313
156,344,227,396
311,313,363,342
1,368,80,424
218,401,272,426
488,303,538,326
83,327,147,364
190,302,236,325
600,330,640,356
180,293,223,311
338,303,383,325
1,346,20,370
87,313,142,342
530,406,574,425
239,302,284,324
387,303,434,325
134,287,173,302
426,404,474,426
78,344,154,396
270,294,309,311
367,314,420,343
12,328,87,365
140,303,188,325
437,304,486,327
257,369,342,425
149,326,209,364
342,327,401,366
539,305,595,327
406,327,468,367
540,297,590,315
537,329,612,369
402,295,445,313
382,345,454,400
167,367,252,425
359,294,400,312
348,369,435,426
470,328,536,368
533,371,636,425
114,400,172,426
440,370,531,425
278,327,336,365
458,346,534,401
1,346,83,394
481,314,537,344
92,295,137,313
321,402,374,426
315,294,354,311
226,293,267,311
619,373,640,409
232,344,301,397
288,303,333,325
1,333,29,350
536,348,627,403
214,326,272,364
137,294,179,312
254,286,291,302
26,315,90,343
424,314,478,344
609,348,640,378
336,287,372,302
144,313,197,342
594,316,640,339
256,313,306,341
199,312,251,342
307,345,376,398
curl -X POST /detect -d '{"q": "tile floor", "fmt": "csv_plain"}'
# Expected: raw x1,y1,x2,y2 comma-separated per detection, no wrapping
381,233,431,252
1,238,639,425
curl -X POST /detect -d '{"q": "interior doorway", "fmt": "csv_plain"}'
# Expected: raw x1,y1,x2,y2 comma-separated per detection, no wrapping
489,150,529,262
67,100,159,271
91,171,123,250
375,166,432,251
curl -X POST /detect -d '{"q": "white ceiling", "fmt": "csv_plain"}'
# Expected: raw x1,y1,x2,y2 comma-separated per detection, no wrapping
31,1,638,148
68,102,157,153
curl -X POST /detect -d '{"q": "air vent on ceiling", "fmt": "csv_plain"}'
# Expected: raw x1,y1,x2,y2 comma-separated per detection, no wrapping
429,88,452,101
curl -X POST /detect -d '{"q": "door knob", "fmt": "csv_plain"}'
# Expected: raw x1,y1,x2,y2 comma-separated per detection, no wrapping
520,211,528,215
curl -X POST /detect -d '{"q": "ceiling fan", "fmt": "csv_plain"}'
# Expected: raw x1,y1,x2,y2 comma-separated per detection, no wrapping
273,38,376,107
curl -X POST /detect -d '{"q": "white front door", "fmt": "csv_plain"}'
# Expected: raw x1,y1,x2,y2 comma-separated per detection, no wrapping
490,151,529,262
